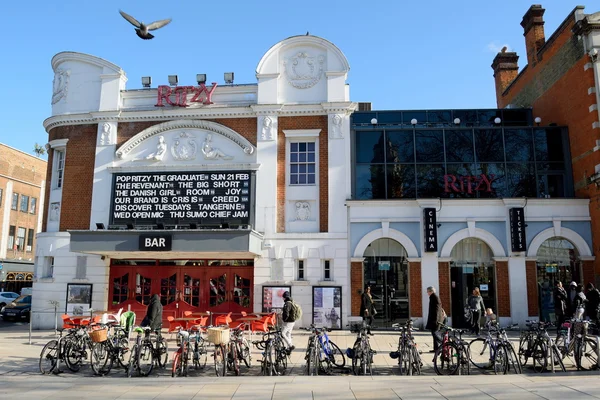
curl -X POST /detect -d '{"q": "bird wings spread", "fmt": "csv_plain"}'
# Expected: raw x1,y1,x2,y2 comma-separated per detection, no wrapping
147,18,172,31
119,10,141,28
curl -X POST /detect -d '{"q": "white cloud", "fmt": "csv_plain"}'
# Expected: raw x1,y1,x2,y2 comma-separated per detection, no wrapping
486,41,511,53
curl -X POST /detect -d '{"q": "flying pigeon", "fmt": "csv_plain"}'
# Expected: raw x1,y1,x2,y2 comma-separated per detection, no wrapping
119,10,172,40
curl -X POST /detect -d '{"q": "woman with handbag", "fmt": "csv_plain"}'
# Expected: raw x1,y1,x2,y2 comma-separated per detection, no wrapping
360,285,375,335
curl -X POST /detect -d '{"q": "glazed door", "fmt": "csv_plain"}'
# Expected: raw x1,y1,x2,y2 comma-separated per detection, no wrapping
179,269,204,316
204,267,253,314
156,268,179,320
108,267,154,319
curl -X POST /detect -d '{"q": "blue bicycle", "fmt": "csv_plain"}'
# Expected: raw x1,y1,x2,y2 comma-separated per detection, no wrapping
303,324,345,375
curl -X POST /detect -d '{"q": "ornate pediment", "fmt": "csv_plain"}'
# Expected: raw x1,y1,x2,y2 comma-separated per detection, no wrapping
283,52,325,89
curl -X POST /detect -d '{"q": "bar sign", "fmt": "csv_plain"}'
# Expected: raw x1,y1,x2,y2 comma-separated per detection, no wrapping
423,208,438,252
509,207,527,252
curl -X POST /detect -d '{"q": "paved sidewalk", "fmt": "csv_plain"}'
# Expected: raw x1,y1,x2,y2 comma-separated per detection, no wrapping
1,322,599,399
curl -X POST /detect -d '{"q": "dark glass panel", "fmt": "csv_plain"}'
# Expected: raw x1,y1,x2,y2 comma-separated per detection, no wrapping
299,143,306,152
427,110,452,126
387,164,416,199
501,109,532,126
506,163,537,197
504,129,534,162
307,174,315,184
356,131,384,163
352,112,377,125
452,110,478,126
355,165,386,199
538,174,565,198
537,163,565,172
291,143,298,152
476,163,507,198
475,129,504,162
445,129,474,162
386,130,414,163
377,111,402,124
477,110,501,127
307,153,315,162
534,128,564,161
415,130,444,162
416,164,446,198
308,142,315,151
444,163,476,198
402,111,427,127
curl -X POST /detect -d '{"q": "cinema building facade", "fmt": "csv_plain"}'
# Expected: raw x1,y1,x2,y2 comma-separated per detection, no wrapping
32,34,593,329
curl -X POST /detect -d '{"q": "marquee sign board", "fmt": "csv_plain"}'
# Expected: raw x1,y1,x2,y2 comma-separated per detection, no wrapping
423,208,438,252
110,171,253,226
509,207,527,252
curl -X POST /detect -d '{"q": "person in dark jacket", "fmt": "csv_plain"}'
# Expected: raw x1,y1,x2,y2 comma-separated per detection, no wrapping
573,285,587,319
585,283,600,323
467,287,486,335
280,291,295,352
360,285,375,335
141,294,163,332
553,281,568,331
426,286,444,355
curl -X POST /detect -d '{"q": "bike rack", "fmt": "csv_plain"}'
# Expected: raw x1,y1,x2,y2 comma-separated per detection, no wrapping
596,336,600,370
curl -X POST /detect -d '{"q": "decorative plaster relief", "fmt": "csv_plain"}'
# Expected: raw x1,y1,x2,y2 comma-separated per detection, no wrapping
330,114,343,139
202,134,233,160
260,116,275,141
51,69,70,105
171,132,197,161
295,201,311,221
50,203,60,221
145,135,167,161
283,52,325,89
100,123,113,146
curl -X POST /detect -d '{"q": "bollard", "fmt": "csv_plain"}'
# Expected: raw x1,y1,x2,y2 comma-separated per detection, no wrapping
29,312,33,345
54,304,58,333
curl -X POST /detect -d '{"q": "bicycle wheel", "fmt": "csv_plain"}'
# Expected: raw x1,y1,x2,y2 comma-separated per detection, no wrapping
238,338,252,368
228,342,240,376
39,339,59,374
504,342,522,374
115,336,129,369
180,346,189,377
127,344,138,378
91,342,112,376
468,338,492,369
172,350,181,377
518,334,531,366
493,345,507,375
275,345,288,376
137,342,155,377
579,337,598,370
307,345,318,376
326,341,346,368
157,337,169,368
64,339,84,373
351,345,359,376
532,341,548,373
214,344,226,376
411,346,422,376
551,344,566,372
398,346,410,375
554,333,567,360
433,342,460,376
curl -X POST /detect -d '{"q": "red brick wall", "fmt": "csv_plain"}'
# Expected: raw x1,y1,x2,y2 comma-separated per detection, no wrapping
350,261,363,316
582,259,595,288
526,260,539,317
495,261,511,317
408,261,422,317
438,261,451,316
277,116,329,233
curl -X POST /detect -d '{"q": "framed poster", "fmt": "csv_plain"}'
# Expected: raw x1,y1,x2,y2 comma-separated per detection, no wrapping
262,286,291,313
312,286,342,330
65,283,93,316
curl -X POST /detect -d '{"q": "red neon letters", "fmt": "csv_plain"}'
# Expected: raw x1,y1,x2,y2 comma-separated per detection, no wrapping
444,174,496,193
155,83,218,107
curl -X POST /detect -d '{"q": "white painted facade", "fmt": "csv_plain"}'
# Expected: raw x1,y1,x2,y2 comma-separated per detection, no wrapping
33,35,355,329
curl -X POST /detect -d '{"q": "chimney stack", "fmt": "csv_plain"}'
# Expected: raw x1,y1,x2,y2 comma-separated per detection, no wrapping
491,49,519,107
521,4,546,66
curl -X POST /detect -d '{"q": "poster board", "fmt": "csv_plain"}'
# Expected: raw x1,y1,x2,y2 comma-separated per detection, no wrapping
262,286,291,313
312,286,342,330
65,283,93,315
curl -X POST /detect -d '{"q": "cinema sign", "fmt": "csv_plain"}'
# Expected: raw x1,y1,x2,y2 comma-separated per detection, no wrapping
155,83,218,107
444,174,496,194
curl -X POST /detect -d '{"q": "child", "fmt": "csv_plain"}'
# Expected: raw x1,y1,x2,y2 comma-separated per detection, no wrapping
485,308,497,327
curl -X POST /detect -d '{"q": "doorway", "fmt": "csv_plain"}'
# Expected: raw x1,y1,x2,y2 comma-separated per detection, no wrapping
108,259,253,324
363,238,409,328
449,238,496,329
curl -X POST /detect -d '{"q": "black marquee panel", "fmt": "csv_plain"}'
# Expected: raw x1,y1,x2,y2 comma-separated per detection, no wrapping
110,171,253,226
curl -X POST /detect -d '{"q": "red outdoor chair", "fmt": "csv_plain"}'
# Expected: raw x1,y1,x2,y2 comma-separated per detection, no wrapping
214,312,232,326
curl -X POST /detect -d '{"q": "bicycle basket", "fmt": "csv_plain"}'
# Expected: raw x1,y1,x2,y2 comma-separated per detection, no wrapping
89,328,108,343
207,327,230,345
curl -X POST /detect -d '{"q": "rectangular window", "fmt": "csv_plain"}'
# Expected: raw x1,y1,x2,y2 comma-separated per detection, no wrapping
297,260,305,281
290,142,316,185
30,197,37,214
76,256,87,279
16,227,26,251
7,225,15,250
43,256,54,278
11,193,18,210
20,195,29,213
324,260,331,281
27,228,35,251
55,150,65,188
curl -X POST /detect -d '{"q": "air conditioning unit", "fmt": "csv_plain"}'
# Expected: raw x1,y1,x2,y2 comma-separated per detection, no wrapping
26,246,32,252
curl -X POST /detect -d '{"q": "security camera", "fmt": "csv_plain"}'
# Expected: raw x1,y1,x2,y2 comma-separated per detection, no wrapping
591,48,599,61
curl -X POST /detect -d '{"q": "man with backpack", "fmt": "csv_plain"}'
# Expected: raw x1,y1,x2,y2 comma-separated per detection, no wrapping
281,291,301,354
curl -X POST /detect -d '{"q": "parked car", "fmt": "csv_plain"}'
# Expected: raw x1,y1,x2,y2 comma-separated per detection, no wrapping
0,292,20,308
1,295,32,321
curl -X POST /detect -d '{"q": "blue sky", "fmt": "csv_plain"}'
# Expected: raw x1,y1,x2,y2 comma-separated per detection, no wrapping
0,0,589,157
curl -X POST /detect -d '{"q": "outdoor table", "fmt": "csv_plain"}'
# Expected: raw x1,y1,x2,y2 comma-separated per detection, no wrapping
173,317,201,330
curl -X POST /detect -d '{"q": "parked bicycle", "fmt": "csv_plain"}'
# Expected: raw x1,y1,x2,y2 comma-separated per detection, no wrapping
127,327,155,377
468,321,521,374
252,330,289,376
302,324,345,375
39,326,84,374
518,320,565,373
347,323,375,376
390,319,422,375
433,325,470,375
89,323,130,376
555,319,598,370
172,327,191,377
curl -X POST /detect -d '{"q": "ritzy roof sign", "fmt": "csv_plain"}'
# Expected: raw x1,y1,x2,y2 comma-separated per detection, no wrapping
155,83,218,107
